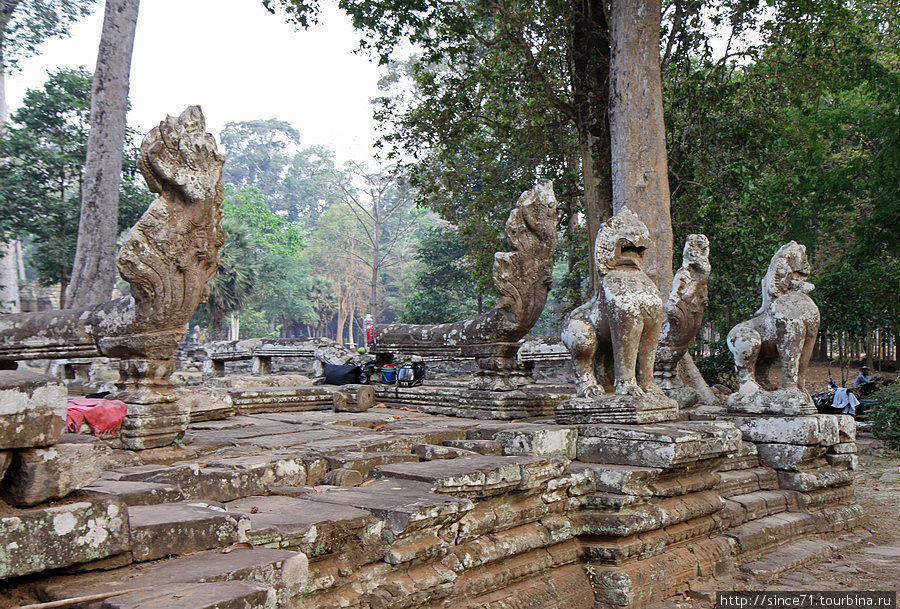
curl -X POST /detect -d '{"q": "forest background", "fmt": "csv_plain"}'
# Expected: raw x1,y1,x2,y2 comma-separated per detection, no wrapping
0,0,896,385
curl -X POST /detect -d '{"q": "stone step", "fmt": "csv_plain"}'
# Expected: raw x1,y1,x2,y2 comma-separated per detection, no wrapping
84,478,184,506
740,538,835,582
720,490,796,527
323,450,418,477
36,547,307,606
371,455,567,498
724,512,818,556
128,501,251,562
579,490,723,537
80,581,272,609
716,467,778,498
274,479,473,537
225,495,375,557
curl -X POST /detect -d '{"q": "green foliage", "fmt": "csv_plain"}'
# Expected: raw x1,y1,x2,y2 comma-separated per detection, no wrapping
0,68,150,292
401,225,481,324
223,186,305,258
220,119,343,221
692,342,738,390
0,0,96,70
870,384,900,451
204,217,262,329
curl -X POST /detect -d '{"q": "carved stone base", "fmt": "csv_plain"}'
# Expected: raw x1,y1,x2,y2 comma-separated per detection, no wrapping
462,343,534,391
373,381,569,419
554,391,679,425
117,401,190,450
111,358,187,450
726,387,817,416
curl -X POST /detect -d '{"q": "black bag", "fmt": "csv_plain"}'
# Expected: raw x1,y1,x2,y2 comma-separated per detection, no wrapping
323,363,362,386
396,361,426,387
358,361,376,384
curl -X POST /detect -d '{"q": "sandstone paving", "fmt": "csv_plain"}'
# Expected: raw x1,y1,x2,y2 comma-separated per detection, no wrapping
128,501,251,561
0,405,871,609
81,581,274,609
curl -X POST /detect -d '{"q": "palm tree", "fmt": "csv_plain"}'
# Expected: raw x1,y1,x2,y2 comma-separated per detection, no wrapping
203,218,260,337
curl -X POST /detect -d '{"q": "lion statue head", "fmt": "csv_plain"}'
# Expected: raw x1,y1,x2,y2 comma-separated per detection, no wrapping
595,208,652,276
757,241,814,312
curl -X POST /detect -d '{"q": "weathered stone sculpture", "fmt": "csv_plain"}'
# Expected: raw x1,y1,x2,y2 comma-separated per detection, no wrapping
654,234,711,394
555,209,678,423
726,241,819,415
0,106,225,448
371,181,558,390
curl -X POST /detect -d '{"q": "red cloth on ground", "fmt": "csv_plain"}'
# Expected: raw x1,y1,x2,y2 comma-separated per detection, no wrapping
66,398,128,437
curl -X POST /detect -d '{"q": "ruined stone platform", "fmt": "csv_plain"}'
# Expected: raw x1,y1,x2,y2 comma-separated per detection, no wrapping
0,404,866,609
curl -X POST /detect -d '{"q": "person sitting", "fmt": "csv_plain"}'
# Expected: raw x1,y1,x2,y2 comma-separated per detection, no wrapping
854,366,877,396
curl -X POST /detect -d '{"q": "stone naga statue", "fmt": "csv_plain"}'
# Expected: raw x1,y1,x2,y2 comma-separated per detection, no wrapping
654,234,711,390
561,208,667,399
0,106,225,447
371,181,558,390
726,241,820,415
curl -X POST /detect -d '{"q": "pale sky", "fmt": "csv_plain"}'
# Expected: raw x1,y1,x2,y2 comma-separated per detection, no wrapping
6,0,386,165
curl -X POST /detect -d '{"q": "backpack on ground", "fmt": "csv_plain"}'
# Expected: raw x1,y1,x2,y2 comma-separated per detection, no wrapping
396,361,426,388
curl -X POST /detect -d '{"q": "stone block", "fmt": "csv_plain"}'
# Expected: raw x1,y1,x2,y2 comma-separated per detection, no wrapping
36,548,308,606
830,442,857,454
413,443,479,460
443,439,504,455
776,467,854,491
129,501,251,562
1,435,111,507
755,443,828,471
467,424,577,458
576,422,740,467
83,479,184,506
0,370,67,449
225,495,375,556
554,391,678,425
319,467,363,486
84,582,272,609
718,414,839,446
323,451,417,477
825,453,858,470
726,388,817,416
177,386,235,423
0,493,129,579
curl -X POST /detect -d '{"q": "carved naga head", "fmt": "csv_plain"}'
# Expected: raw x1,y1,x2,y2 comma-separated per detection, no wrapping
682,234,711,274
763,241,814,303
595,208,652,276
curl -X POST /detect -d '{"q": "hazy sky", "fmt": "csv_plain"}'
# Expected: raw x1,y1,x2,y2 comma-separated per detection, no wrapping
6,0,386,165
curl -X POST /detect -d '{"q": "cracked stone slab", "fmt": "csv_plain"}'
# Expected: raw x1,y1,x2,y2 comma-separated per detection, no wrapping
36,547,308,606
83,478,184,506
129,501,251,561
225,495,374,556
276,479,473,537
755,443,828,471
466,424,578,458
0,492,129,579
84,581,273,609
0,370,67,449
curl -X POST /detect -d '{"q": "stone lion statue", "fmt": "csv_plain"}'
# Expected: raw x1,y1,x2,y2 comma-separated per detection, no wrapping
726,241,819,414
561,208,666,398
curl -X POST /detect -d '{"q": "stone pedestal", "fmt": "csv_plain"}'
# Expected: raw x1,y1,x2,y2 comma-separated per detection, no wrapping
110,359,189,450
727,387,817,416
554,390,679,425
462,342,534,391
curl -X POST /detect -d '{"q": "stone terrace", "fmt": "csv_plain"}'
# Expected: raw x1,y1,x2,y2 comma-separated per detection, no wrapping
0,396,865,609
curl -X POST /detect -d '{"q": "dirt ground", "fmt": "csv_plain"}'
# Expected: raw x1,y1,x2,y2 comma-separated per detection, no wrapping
659,436,900,608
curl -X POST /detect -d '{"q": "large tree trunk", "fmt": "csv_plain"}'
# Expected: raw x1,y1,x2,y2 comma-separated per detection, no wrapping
571,0,613,298
66,0,140,308
608,0,713,400
609,0,673,292
0,40,22,314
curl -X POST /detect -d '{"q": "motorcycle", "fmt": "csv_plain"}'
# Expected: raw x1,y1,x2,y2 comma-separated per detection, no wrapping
812,373,876,419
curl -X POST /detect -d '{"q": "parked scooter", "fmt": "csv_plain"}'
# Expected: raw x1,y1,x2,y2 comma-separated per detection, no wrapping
812,372,875,419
